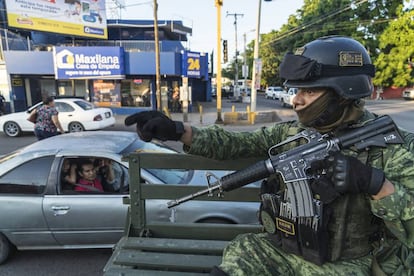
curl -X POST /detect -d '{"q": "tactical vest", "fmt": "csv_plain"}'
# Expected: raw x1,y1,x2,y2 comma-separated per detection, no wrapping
259,124,385,265
326,189,380,261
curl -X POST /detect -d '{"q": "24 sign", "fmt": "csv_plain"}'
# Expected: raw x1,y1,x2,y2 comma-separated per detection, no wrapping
182,51,201,78
188,57,200,71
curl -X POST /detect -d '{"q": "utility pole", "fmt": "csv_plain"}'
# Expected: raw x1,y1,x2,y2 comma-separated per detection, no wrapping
251,0,273,112
243,32,248,96
226,12,243,100
215,0,223,123
153,0,162,111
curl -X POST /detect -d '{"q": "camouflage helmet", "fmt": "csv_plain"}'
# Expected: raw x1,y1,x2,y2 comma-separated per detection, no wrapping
279,36,375,99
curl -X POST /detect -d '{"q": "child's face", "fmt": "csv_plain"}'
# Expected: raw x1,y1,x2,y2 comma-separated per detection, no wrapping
63,160,70,171
80,164,97,181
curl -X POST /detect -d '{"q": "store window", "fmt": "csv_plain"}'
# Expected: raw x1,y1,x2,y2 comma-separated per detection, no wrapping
74,80,88,98
93,80,121,107
39,79,57,97
58,80,88,97
57,81,72,97
167,81,180,112
120,79,151,107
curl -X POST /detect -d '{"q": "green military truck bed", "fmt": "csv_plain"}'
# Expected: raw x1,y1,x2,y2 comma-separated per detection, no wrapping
103,152,263,275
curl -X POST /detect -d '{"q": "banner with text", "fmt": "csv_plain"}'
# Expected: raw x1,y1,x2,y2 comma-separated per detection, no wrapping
5,0,107,39
53,46,125,79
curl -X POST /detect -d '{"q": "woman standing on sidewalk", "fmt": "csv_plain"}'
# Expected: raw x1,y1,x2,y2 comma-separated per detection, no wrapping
32,96,65,140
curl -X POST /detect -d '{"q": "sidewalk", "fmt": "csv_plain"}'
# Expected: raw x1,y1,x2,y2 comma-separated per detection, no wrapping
115,99,296,132
113,99,296,152
168,99,297,131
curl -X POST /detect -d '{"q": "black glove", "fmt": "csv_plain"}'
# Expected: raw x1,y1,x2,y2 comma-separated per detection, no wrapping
124,111,185,142
310,176,340,204
311,152,385,195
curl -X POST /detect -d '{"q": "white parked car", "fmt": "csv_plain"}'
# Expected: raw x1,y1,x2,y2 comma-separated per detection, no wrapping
265,86,285,100
281,88,298,107
403,87,414,100
0,98,115,137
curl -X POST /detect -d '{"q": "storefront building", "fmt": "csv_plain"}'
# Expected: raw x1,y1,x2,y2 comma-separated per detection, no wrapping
1,19,211,115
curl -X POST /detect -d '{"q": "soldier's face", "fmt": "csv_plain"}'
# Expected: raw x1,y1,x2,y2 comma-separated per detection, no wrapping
292,88,326,111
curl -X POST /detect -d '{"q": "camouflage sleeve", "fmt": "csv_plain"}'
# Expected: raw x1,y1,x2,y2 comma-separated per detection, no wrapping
370,140,414,248
183,121,298,160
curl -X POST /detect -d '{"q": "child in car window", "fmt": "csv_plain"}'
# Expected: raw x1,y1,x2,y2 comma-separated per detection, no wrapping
61,159,77,190
76,159,104,192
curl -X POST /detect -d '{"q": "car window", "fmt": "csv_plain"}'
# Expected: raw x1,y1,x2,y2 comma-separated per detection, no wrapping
121,140,192,184
60,157,129,194
288,88,297,95
55,102,75,112
0,156,54,194
73,100,94,110
146,168,190,184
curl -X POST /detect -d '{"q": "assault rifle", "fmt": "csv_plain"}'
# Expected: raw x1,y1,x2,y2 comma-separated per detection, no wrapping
167,115,403,218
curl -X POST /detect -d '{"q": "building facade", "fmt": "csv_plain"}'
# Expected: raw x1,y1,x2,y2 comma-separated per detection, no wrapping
0,17,212,115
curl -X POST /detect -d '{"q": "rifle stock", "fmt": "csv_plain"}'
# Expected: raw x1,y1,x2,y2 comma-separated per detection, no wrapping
167,115,403,217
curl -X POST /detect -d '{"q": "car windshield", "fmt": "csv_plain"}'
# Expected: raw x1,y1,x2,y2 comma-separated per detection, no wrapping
121,139,193,184
73,100,94,110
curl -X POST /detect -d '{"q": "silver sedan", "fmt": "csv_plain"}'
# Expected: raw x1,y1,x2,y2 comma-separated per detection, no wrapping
0,131,260,264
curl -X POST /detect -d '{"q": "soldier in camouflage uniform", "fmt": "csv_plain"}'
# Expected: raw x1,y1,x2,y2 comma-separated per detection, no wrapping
125,36,414,275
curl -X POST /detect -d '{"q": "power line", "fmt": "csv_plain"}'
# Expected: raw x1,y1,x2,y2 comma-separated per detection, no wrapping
262,0,370,47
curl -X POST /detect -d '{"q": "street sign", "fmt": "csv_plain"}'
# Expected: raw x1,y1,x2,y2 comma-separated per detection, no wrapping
253,58,262,90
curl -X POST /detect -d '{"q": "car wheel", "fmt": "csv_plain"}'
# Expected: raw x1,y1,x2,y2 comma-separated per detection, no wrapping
68,122,85,132
272,95,276,100
3,121,22,137
0,233,15,264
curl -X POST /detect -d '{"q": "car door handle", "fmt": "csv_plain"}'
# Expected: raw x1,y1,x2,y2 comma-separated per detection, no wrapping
51,206,70,216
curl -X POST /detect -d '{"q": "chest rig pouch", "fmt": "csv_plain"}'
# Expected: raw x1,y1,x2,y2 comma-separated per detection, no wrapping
259,176,330,265
259,145,386,265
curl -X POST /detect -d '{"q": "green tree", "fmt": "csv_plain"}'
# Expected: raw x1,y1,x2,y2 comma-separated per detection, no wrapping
245,0,403,87
260,0,359,86
374,7,414,87
221,56,243,80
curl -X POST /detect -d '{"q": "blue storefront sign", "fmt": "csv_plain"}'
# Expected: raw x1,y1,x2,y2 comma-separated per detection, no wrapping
53,46,125,79
182,51,201,78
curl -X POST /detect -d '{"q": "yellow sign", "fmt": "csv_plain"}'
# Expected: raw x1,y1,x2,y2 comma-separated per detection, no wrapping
12,79,23,86
276,217,295,235
5,0,107,39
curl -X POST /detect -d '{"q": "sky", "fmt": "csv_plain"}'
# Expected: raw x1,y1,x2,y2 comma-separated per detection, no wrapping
106,0,304,63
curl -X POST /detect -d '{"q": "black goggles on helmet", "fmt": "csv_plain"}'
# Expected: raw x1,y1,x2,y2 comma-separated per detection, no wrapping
279,53,375,81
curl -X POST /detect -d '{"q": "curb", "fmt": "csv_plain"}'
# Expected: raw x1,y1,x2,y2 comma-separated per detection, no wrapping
223,110,282,125
115,97,297,130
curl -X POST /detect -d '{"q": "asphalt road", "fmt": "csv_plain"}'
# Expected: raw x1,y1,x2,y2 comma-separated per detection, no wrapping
0,249,112,276
0,96,413,275
0,94,296,155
